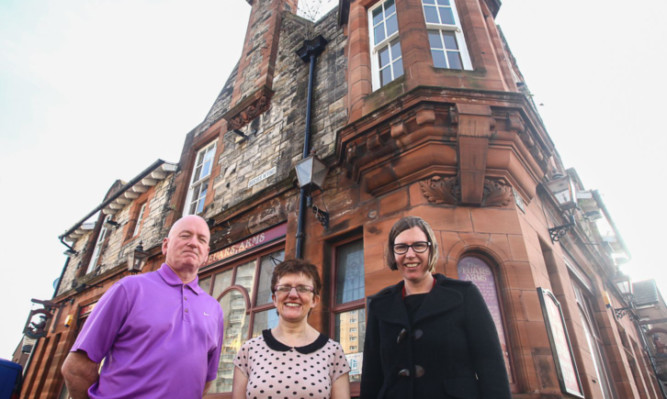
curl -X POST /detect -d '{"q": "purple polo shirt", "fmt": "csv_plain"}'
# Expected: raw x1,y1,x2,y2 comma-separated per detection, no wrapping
71,264,224,398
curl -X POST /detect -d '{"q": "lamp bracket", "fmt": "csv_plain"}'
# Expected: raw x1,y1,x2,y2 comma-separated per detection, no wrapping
549,213,576,243
614,306,637,320
311,205,329,229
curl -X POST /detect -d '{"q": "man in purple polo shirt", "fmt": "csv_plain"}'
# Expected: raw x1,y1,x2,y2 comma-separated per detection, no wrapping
61,215,224,398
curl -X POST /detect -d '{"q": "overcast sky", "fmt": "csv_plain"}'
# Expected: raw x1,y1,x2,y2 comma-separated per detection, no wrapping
1,0,665,360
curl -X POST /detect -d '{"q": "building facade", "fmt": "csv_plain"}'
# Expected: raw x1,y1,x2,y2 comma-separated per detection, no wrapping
16,0,667,398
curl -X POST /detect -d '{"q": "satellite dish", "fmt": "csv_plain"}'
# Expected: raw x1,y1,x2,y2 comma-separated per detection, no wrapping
53,277,60,290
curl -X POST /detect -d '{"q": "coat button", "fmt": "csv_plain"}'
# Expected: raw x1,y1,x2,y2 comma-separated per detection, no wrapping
413,329,423,340
398,368,410,377
396,328,407,344
415,365,425,378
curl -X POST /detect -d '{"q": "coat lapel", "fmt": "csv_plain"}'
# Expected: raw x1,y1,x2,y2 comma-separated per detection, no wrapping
370,283,410,326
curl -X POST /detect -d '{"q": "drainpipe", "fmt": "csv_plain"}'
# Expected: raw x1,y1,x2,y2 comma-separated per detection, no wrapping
295,35,327,259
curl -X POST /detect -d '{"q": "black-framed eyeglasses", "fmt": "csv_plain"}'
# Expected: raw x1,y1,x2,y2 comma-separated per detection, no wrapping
274,285,315,295
393,241,431,254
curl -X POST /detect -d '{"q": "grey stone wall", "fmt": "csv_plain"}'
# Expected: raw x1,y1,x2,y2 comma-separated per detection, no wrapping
207,9,347,216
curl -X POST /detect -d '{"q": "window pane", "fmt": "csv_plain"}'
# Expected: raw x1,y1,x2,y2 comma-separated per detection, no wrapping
386,14,398,36
393,59,404,79
199,276,212,294
235,261,257,300
380,67,392,87
443,31,459,50
372,6,383,26
390,40,402,59
447,51,463,69
379,47,390,68
432,50,447,68
335,240,365,304
252,308,280,338
256,250,285,305
439,7,455,25
335,308,366,383
423,0,435,4
428,30,443,49
212,269,233,300
424,5,439,24
385,0,395,16
374,24,385,45
436,0,451,5
213,290,248,393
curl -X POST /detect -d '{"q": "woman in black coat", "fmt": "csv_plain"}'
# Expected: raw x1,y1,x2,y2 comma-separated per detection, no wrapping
360,216,511,399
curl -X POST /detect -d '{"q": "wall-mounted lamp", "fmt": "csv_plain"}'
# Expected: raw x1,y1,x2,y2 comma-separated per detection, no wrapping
545,174,577,242
605,273,636,319
295,154,329,228
128,242,149,273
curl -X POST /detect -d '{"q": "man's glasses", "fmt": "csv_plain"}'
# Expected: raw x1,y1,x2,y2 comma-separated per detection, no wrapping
274,285,315,295
393,241,431,254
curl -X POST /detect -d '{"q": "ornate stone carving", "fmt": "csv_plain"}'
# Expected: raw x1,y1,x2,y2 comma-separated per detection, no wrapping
227,94,270,130
420,176,512,208
420,176,459,205
481,178,513,207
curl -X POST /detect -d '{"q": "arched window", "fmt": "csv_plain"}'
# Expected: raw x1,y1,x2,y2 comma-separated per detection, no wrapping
457,255,513,383
200,248,285,393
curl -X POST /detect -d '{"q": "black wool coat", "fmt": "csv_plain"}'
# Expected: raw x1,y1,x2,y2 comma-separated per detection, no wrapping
359,274,511,399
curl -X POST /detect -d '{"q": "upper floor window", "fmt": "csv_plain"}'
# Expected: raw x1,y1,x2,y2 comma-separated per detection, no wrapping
132,203,147,238
331,238,365,384
422,0,472,70
184,141,216,215
86,214,112,274
369,0,404,89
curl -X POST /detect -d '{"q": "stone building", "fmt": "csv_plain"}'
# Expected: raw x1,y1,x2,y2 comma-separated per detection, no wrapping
16,0,667,398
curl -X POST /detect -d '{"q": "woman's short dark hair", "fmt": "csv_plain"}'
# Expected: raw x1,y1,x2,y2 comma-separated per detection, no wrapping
270,259,322,295
386,216,439,272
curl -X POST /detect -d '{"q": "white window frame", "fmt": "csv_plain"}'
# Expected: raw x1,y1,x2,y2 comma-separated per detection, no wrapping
421,0,472,70
87,214,111,274
183,141,216,215
368,0,404,90
132,203,147,237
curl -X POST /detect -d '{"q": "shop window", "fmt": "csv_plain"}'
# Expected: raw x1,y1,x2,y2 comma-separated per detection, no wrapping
369,0,404,89
331,238,365,384
457,255,513,383
184,141,216,215
422,0,472,70
200,248,285,394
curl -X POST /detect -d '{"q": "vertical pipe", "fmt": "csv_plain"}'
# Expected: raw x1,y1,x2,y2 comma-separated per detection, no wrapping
295,35,327,259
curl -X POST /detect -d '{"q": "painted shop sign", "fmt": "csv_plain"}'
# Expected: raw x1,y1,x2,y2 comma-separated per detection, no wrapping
537,287,584,398
207,223,287,265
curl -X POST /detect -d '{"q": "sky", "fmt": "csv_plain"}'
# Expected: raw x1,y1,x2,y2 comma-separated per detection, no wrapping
0,0,665,361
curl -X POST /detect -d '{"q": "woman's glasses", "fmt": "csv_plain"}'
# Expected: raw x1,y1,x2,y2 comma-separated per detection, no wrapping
274,285,315,295
393,241,431,254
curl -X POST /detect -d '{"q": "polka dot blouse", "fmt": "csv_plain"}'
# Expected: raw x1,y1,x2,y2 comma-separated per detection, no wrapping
234,329,351,399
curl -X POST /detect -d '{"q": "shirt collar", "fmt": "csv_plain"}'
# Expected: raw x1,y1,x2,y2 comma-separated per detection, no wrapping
158,263,204,295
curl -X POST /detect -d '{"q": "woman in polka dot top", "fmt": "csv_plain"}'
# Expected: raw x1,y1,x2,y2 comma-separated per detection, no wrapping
232,259,351,399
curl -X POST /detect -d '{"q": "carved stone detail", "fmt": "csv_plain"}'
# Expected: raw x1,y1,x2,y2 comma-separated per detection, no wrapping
420,176,512,208
420,176,459,205
481,178,513,207
227,94,270,130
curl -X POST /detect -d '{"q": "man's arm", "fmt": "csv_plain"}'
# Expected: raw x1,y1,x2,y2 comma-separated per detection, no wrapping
61,351,99,399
